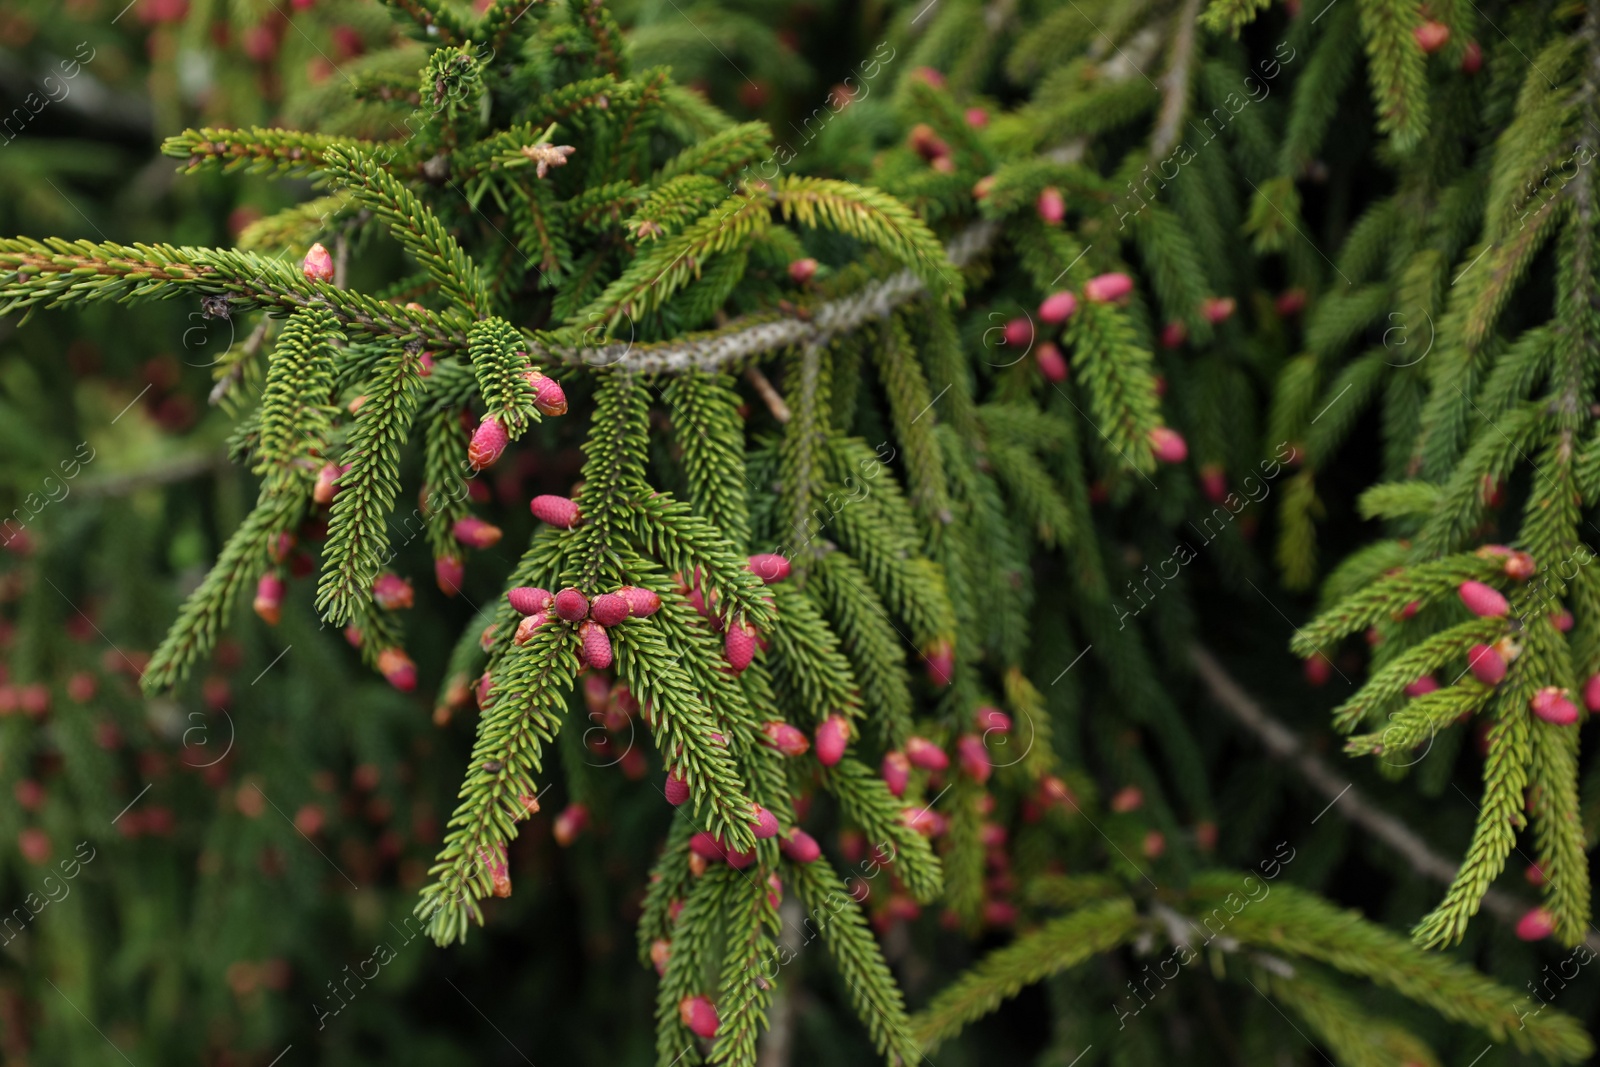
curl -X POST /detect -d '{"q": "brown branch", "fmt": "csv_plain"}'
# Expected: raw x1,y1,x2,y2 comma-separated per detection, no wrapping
1152,0,1202,159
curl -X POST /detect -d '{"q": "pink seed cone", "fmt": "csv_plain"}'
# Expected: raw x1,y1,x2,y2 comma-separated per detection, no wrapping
1531,686,1579,725
725,622,757,672
253,574,284,626
1038,291,1078,325
664,773,690,806
508,586,552,615
751,804,780,839
1458,580,1509,617
619,585,661,617
1149,427,1188,464
956,734,992,783
924,639,954,686
435,555,465,596
650,939,671,976
748,554,791,583
788,257,818,283
554,588,589,622
688,832,725,860
452,516,503,549
1414,20,1450,53
377,648,416,692
900,806,948,836
1200,464,1227,504
312,462,344,505
1585,674,1600,712
974,706,1012,734
905,736,949,771
1552,610,1574,632
1515,907,1555,941
679,995,719,1039
1035,342,1068,382
882,751,911,797
1084,272,1133,303
479,843,511,898
301,242,334,282
530,494,581,528
372,573,414,610
553,803,588,846
762,721,810,757
579,621,613,669
1503,550,1536,580
1160,321,1188,349
1201,296,1236,324
590,593,630,627
815,714,849,767
1003,317,1032,348
524,371,567,417
1404,675,1440,697
468,417,509,470
780,828,821,863
1036,186,1065,224
1304,655,1331,686
1467,644,1507,685
513,612,548,646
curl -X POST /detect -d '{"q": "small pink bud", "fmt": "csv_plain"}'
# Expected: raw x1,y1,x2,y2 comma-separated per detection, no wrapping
590,593,630,627
1199,464,1227,504
1526,862,1547,887
679,995,719,1039
508,587,552,615
1531,686,1579,725
899,806,948,836
301,242,334,282
253,574,284,626
1275,288,1307,316
761,721,810,757
1304,655,1330,686
452,516,503,550
1083,272,1133,304
974,706,1011,733
1159,321,1188,349
513,612,549,645
815,714,849,767
1110,786,1143,813
882,752,910,797
530,494,581,528
956,735,991,783
1414,20,1450,54
417,352,435,377
435,556,465,596
748,554,791,583
554,588,589,622
788,258,818,283
377,648,416,692
1503,551,1536,580
905,736,949,771
525,370,568,417
780,828,821,863
1467,644,1507,685
478,843,511,898
1584,674,1600,712
650,938,672,976
751,804,780,839
1038,291,1078,325
553,803,589,846
725,621,757,672
372,573,413,611
1404,675,1440,698
924,639,954,686
579,621,613,669
1458,580,1509,617
1201,296,1236,324
1149,427,1188,464
1552,610,1574,632
1035,342,1068,382
312,463,345,505
964,106,988,127
468,417,508,470
1036,186,1065,224
1460,40,1483,74
1003,317,1032,348
1515,907,1555,941
618,586,661,617
664,773,690,806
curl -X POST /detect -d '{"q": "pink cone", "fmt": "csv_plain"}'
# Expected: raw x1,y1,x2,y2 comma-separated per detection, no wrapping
882,751,910,797
924,639,954,686
788,258,818,283
725,621,757,672
253,574,284,626
974,706,1011,734
780,828,821,863
554,588,588,622
1467,644,1506,685
1036,186,1065,224
530,494,581,528
508,586,552,615
1149,427,1188,464
579,621,612,669
452,516,503,549
590,593,630,627
1038,291,1078,325
1404,675,1440,698
1084,272,1133,304
679,995,719,1039
905,736,949,771
373,573,414,610
748,554,791,583
664,773,689,806
1036,342,1068,382
751,804,780,839
468,417,509,470
1201,296,1236,324
956,735,991,783
762,721,810,757
1458,580,1509,617
526,371,567,417
1584,674,1600,712
619,586,661,617
377,648,416,692
815,714,849,767
553,804,588,846
301,242,334,282
435,555,465,596
1003,317,1032,348
1515,907,1555,941
513,612,548,645
1531,686,1579,725
1160,321,1187,349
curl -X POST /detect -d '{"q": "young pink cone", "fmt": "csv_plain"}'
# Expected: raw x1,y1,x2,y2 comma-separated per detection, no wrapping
1585,674,1600,712
253,574,285,626
788,258,818,283
524,370,568,416
508,586,552,615
1502,550,1537,580
780,828,821,864
748,554,791,583
590,593,630,627
905,735,949,771
478,843,511,898
1201,296,1236,324
815,714,849,767
1404,675,1440,698
1458,580,1509,617
761,721,810,757
1531,686,1579,725
452,516,503,549
956,734,992,783
1467,644,1507,685
468,416,509,470
512,612,549,646
435,555,465,596
1414,20,1451,53
554,588,589,622
1461,40,1483,74
1036,186,1065,224
1003,317,1032,348
377,648,416,692
530,494,581,529
1515,907,1556,942
553,803,588,846
312,462,345,505
750,804,780,839
1149,427,1188,464
650,939,672,977
579,621,613,669
725,621,757,672
974,706,1012,734
664,772,690,806
924,639,955,686
1551,610,1574,632
882,751,911,797
618,585,662,617
1200,464,1228,504
900,806,948,836
1035,342,1068,383
372,573,414,610
1038,291,1078,324
1084,272,1133,304
301,242,334,282
679,995,719,1039
1159,321,1188,349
